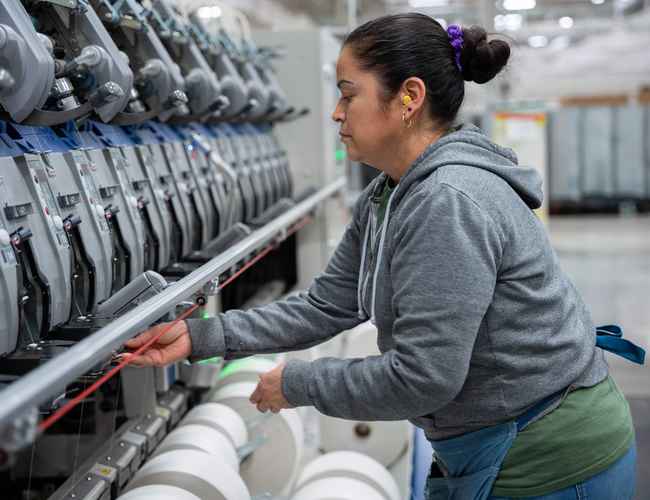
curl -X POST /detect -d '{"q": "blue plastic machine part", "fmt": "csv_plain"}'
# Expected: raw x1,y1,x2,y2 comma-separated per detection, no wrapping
82,121,138,148
124,122,165,145
0,121,75,156
0,122,27,158
145,121,181,144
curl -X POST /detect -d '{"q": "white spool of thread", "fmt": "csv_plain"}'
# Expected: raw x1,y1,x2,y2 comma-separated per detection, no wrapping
117,485,200,500
151,424,239,470
210,381,304,497
319,415,411,468
215,357,277,387
294,451,400,500
291,477,385,500
126,449,250,500
179,403,248,449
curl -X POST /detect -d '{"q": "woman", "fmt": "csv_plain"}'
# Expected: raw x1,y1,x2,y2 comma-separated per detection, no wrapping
126,14,639,499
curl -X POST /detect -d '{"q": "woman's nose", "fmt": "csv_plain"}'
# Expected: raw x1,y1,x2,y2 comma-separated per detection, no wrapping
332,102,344,123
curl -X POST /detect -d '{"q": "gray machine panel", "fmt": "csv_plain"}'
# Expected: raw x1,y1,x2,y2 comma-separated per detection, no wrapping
102,147,146,278
550,108,582,201
0,0,55,122
0,155,73,348
582,106,614,197
171,139,214,249
615,105,646,198
136,143,186,264
130,145,172,269
208,134,243,228
222,135,255,223
255,129,285,202
225,131,263,220
184,137,228,238
43,151,113,313
243,127,278,209
159,142,196,257
247,131,274,216
19,155,74,329
0,206,19,355
261,131,291,198
83,147,146,287
181,140,216,246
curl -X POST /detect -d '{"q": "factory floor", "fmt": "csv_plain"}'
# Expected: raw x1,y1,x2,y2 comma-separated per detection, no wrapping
549,215,650,499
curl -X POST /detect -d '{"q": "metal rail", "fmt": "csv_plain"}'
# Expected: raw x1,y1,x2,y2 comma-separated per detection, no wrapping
0,177,345,429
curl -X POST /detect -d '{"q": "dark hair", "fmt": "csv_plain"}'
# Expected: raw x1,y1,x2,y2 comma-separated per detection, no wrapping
343,13,510,126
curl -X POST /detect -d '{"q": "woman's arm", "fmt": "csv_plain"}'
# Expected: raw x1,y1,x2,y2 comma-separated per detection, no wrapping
186,211,366,360
125,185,375,367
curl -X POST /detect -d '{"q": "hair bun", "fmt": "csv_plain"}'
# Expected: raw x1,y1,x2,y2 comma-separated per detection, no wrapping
459,26,510,84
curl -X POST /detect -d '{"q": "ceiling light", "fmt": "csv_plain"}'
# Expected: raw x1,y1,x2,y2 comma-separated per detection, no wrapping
408,0,449,7
559,16,574,28
503,0,536,11
196,6,222,19
494,13,523,31
591,0,605,4
528,35,548,48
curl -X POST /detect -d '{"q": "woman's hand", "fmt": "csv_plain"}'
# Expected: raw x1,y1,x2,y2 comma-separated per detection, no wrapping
123,321,192,367
250,363,293,413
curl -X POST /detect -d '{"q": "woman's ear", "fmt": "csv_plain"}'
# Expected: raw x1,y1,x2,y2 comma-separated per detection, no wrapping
400,77,427,120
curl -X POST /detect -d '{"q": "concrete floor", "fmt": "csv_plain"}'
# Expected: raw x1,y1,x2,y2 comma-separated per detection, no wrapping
548,215,650,499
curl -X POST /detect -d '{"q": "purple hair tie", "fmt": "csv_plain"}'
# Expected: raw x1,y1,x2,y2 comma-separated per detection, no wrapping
447,24,464,72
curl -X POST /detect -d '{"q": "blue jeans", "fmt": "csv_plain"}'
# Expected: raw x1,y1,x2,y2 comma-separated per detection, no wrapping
489,442,637,500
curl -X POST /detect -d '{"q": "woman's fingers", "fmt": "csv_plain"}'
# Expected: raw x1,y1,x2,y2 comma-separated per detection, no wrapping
123,349,162,367
123,353,151,367
121,321,192,368
124,325,164,349
250,381,263,404
250,365,291,413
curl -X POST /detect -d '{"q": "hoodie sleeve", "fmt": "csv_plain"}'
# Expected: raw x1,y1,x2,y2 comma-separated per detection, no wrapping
185,199,367,362
281,183,502,418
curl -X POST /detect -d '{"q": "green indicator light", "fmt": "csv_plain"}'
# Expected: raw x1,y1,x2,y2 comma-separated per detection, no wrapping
197,356,222,366
218,358,261,379
202,312,210,319
335,149,346,162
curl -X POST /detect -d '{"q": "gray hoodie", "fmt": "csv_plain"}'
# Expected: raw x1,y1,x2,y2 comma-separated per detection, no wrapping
187,124,608,440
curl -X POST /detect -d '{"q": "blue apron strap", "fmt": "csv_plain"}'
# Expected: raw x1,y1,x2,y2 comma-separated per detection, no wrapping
596,324,623,337
596,325,645,365
515,387,566,431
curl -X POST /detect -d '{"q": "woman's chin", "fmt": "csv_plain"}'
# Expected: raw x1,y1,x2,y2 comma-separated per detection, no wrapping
345,146,361,162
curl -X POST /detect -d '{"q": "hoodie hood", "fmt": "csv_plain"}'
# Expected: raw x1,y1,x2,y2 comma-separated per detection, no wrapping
358,123,544,324
386,123,544,210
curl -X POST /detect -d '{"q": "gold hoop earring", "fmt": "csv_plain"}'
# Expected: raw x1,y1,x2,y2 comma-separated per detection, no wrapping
402,111,413,129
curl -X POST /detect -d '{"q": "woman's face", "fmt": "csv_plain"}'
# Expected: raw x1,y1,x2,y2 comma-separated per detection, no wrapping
332,46,403,166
